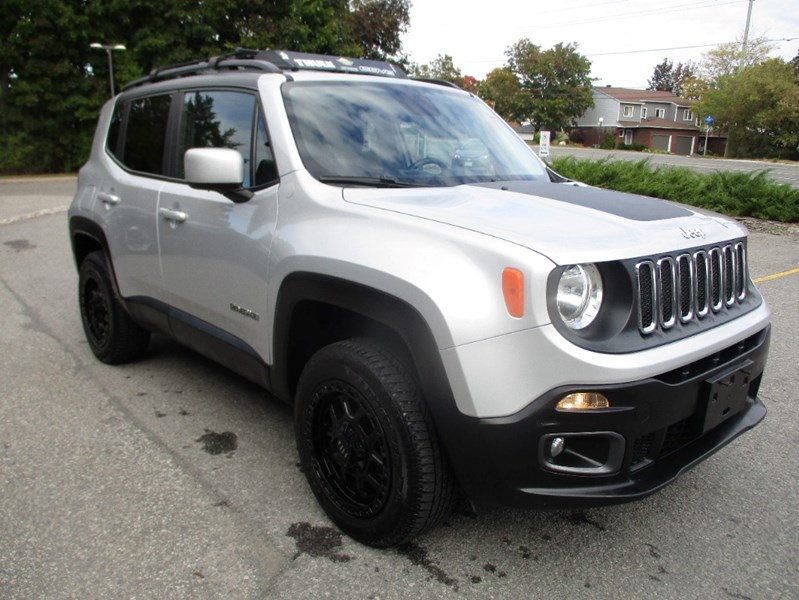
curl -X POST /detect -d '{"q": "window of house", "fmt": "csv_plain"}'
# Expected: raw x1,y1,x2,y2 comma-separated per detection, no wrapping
641,107,648,119
655,108,666,119
683,109,694,121
120,94,173,175
622,105,634,118
618,128,625,138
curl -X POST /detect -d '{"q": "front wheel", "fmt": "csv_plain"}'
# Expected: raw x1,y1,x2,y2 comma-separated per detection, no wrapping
295,339,455,547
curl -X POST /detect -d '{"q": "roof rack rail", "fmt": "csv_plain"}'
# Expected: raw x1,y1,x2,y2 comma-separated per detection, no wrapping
411,77,462,90
122,48,406,91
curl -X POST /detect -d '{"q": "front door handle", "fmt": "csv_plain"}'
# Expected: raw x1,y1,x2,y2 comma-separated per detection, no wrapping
97,192,120,206
158,208,188,224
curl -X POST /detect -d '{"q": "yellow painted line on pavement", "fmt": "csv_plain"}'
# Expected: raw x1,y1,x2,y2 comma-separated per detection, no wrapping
754,267,799,284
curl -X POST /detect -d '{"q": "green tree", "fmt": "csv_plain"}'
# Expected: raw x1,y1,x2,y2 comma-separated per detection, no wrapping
698,36,773,82
503,40,594,131
1,0,101,173
648,58,696,97
478,67,528,123
348,0,411,61
648,58,674,92
413,54,464,86
698,58,799,158
0,0,412,174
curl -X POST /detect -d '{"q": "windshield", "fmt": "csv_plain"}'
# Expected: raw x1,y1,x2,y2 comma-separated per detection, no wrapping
282,80,549,187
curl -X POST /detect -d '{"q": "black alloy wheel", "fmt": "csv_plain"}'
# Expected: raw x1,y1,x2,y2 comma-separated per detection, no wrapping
295,339,455,547
311,380,392,518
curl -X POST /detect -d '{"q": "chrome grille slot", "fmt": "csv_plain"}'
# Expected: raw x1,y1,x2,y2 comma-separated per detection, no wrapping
677,254,693,322
636,261,657,334
636,243,747,334
723,245,735,306
709,247,723,311
735,242,747,301
657,257,676,329
695,250,709,318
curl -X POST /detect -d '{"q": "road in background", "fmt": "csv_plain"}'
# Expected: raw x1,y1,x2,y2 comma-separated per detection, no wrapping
1,178,797,599
539,145,799,189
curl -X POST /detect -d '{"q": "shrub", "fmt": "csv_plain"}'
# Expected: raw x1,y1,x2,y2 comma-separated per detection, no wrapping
550,157,799,222
618,143,648,152
600,132,616,150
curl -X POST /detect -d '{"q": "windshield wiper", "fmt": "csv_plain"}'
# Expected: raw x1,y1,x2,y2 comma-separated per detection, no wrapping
318,176,429,188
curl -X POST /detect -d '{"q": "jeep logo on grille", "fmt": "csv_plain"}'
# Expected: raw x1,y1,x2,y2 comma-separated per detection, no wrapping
680,226,706,240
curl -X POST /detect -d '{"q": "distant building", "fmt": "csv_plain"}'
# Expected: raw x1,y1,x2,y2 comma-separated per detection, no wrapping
570,87,723,156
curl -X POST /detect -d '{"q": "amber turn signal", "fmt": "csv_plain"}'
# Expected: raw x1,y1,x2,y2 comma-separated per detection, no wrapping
502,268,525,318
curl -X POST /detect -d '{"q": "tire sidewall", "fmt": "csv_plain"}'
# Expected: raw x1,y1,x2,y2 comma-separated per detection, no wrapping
295,343,423,547
78,253,115,361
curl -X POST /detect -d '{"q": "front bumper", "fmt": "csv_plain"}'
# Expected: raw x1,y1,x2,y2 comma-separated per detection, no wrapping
438,326,769,508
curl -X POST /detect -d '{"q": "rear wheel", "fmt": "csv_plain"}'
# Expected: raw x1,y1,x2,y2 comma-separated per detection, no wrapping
78,251,150,364
295,339,455,547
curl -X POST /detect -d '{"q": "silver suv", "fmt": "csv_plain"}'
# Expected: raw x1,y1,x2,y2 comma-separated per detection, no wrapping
69,49,771,547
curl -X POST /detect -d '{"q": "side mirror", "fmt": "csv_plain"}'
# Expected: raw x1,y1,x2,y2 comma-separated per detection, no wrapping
184,148,253,203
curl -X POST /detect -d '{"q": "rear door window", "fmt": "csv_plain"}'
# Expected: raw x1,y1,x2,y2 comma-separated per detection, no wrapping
122,94,173,175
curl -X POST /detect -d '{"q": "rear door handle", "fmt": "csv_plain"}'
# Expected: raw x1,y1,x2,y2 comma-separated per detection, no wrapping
158,208,188,224
97,192,120,205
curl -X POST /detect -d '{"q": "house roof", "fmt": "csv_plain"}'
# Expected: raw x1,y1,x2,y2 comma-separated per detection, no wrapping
596,87,695,107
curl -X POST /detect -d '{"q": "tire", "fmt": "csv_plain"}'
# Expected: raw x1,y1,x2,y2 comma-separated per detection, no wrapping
295,339,456,547
78,251,150,364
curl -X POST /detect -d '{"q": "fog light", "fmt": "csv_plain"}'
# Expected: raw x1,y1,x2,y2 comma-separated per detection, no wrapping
550,437,566,457
556,392,610,410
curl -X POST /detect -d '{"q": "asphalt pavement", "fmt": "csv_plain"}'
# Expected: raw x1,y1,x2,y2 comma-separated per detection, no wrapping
1,177,797,599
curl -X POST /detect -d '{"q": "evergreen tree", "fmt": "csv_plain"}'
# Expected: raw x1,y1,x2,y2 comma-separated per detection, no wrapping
0,0,412,173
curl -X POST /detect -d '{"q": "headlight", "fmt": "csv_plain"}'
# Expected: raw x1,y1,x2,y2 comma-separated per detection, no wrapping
556,264,603,330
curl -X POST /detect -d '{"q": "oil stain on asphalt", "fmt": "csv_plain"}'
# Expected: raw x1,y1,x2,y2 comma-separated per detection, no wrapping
3,239,36,252
196,429,238,455
287,522,352,563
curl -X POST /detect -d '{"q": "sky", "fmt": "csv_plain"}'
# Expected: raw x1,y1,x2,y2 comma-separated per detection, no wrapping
401,0,799,88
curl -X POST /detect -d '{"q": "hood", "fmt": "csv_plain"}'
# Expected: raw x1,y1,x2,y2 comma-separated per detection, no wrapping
343,181,746,264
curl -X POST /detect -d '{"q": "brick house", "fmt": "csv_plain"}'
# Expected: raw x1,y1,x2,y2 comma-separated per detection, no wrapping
571,87,705,155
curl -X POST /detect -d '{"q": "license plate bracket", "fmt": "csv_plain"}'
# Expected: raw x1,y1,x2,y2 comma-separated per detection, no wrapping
698,360,754,434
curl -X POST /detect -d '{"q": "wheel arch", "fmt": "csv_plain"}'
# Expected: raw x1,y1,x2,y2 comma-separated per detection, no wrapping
69,216,111,271
272,273,455,413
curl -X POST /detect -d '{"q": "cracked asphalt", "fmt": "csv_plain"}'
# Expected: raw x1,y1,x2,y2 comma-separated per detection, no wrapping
1,177,797,599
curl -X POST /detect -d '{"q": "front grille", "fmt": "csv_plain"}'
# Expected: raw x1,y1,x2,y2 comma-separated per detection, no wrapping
636,243,746,334
630,433,654,466
660,418,695,456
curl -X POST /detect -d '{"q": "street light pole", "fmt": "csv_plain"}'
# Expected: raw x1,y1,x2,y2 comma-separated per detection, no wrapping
90,43,126,97
598,117,604,148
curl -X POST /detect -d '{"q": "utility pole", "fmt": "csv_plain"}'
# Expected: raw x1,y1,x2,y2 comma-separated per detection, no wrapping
739,0,754,72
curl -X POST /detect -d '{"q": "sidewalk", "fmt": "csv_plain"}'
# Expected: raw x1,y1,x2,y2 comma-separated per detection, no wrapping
0,176,76,224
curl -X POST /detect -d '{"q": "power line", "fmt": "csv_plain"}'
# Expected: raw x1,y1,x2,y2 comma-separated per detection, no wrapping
515,0,742,33
459,37,797,66
587,37,798,57
529,0,633,18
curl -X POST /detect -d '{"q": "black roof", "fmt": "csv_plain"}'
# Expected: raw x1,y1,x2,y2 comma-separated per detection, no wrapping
123,48,406,91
